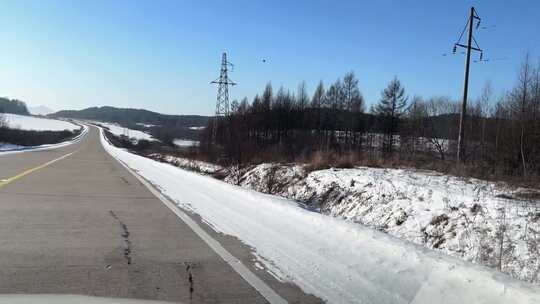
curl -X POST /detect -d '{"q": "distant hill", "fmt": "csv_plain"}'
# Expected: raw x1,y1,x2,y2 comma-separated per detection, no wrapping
28,105,54,116
50,106,210,128
0,97,30,115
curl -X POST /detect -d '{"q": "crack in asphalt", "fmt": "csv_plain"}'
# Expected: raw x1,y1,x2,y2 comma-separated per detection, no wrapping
109,210,133,265
186,263,194,300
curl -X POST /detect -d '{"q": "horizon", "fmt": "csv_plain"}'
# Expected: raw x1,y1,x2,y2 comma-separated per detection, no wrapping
1,0,539,115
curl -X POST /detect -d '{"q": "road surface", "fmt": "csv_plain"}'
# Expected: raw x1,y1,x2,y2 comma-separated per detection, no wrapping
0,127,320,303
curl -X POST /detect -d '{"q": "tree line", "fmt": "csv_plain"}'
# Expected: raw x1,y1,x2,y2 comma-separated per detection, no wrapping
0,97,29,115
202,56,540,180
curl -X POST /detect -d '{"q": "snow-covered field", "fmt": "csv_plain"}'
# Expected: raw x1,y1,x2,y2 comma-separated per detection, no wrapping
0,114,86,154
95,122,156,142
101,130,540,304
136,122,159,128
354,133,452,155
172,139,199,148
3,113,79,131
0,124,88,155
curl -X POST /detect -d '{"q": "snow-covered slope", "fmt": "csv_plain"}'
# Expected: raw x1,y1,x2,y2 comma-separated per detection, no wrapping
3,113,79,131
101,130,540,304
226,163,540,285
148,154,221,174
28,105,54,116
96,122,155,142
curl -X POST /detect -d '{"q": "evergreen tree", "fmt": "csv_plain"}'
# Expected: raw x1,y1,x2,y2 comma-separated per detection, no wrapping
261,83,273,111
374,77,408,152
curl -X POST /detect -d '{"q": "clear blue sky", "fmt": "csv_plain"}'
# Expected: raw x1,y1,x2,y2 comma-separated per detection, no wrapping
0,0,538,115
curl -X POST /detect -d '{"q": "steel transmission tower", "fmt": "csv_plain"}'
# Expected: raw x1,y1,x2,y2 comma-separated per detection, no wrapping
211,52,236,142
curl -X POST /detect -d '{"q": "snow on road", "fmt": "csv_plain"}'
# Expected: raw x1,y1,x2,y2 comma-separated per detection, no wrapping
101,130,540,304
3,113,79,131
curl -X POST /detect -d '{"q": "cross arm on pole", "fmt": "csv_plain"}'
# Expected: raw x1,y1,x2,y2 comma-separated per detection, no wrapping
455,43,482,52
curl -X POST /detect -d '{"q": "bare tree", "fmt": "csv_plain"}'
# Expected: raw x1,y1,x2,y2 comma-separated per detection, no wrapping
510,54,533,177
324,79,343,151
342,72,364,148
200,58,540,179
476,81,493,159
404,95,428,157
311,81,325,149
424,96,457,160
296,81,309,110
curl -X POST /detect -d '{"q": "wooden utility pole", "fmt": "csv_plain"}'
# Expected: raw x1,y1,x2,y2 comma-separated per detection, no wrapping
455,6,482,163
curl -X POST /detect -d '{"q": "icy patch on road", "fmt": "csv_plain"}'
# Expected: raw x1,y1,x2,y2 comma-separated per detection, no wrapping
100,130,540,304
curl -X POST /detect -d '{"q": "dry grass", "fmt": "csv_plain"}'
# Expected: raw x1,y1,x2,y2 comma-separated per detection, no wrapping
143,138,540,190
299,149,540,189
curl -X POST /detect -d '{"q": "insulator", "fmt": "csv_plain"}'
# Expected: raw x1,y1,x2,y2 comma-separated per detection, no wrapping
480,52,483,61
453,45,457,54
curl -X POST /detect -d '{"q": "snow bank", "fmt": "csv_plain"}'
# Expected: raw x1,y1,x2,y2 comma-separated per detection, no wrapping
148,154,221,174
100,130,540,304
3,113,79,131
230,163,540,285
0,143,24,151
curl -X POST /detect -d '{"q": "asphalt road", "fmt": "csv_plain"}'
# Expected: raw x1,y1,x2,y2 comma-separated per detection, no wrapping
0,127,320,303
